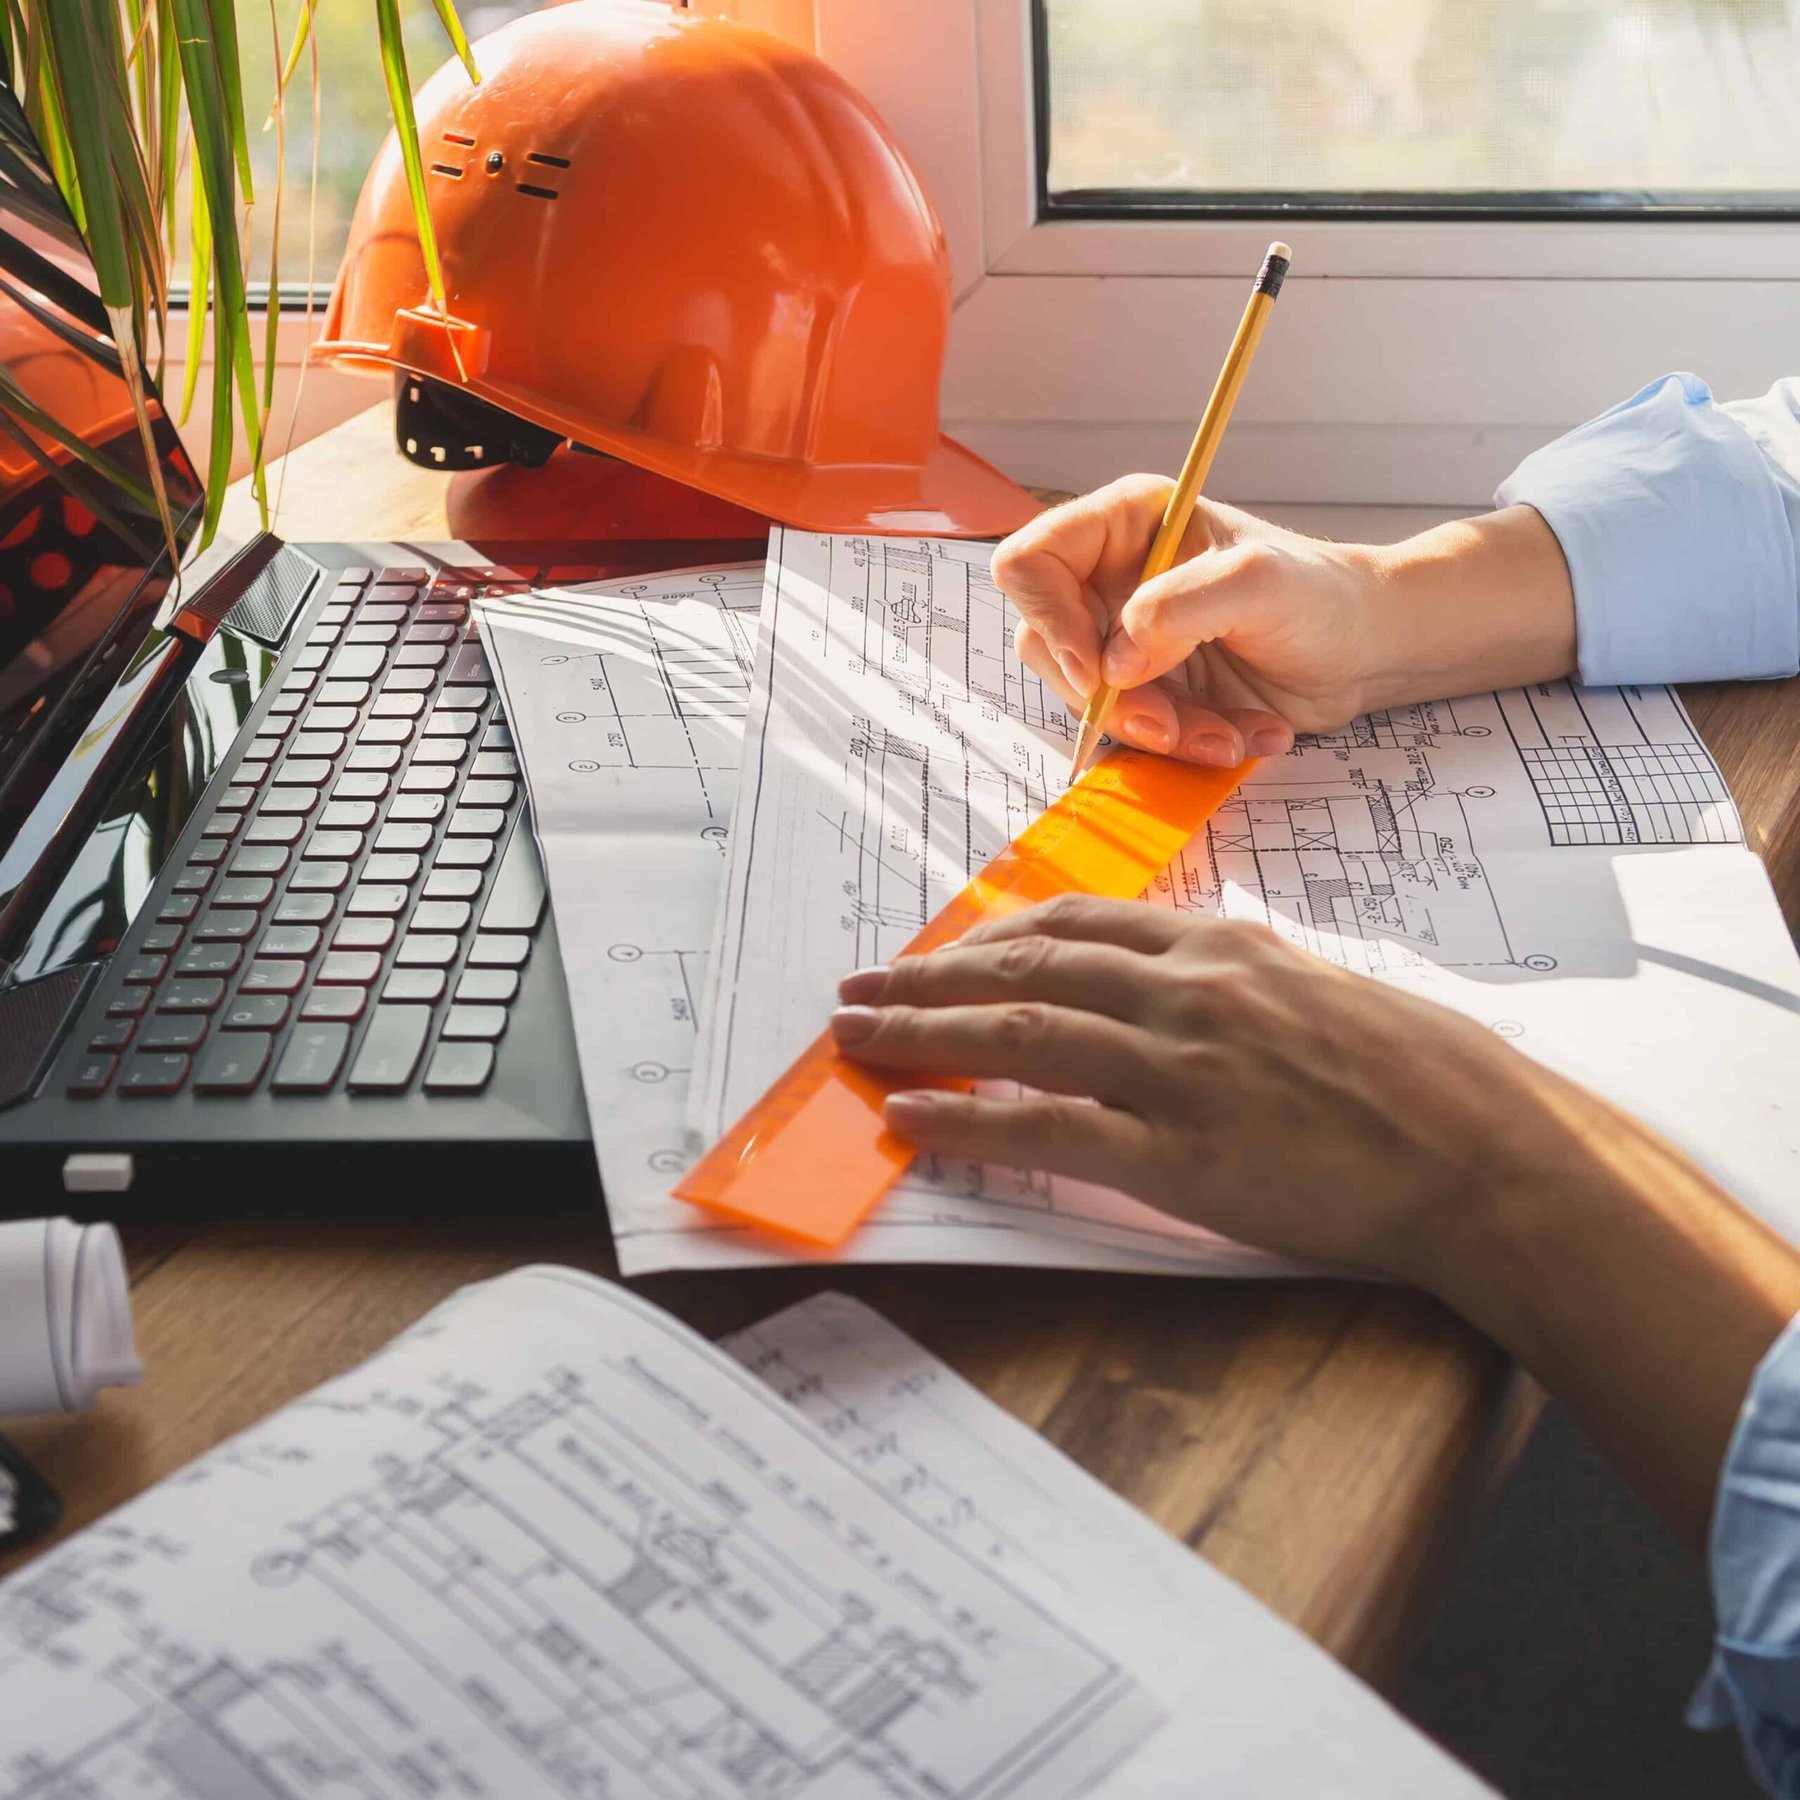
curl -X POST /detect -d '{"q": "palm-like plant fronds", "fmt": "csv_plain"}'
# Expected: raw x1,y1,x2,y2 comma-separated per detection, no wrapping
0,0,476,552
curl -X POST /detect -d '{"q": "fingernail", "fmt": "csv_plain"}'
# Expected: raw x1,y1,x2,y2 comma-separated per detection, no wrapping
884,1091,936,1131
1246,727,1290,757
830,1005,882,1045
1125,712,1173,753
1181,730,1233,765
1056,647,1094,696
837,964,892,1002
1101,636,1148,686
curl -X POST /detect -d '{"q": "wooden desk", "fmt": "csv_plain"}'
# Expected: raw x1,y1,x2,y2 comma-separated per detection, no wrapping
9,404,1800,1688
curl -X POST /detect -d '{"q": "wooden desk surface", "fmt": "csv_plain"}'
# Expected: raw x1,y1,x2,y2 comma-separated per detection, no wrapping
9,403,1800,1687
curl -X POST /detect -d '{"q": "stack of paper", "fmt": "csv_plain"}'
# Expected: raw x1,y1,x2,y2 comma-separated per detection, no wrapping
480,529,1800,1278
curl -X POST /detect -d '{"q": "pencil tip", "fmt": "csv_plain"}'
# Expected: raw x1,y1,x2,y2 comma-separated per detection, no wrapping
1069,724,1098,782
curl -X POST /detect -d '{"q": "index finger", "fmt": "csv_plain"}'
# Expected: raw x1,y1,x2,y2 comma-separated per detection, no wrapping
957,894,1191,955
991,475,1177,695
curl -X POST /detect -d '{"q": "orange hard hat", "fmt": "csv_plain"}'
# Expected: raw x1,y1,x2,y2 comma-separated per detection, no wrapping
314,0,1036,538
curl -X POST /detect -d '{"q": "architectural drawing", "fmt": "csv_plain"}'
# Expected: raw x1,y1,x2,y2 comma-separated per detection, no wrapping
0,1271,1163,1800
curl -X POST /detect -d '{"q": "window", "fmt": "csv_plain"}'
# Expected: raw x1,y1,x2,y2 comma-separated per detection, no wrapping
1039,0,1800,218
189,0,535,298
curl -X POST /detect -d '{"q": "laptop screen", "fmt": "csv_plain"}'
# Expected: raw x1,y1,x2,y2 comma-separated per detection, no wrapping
0,91,201,859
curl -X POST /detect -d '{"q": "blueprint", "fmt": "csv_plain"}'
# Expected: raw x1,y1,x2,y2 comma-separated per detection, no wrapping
0,1270,1490,1797
680,531,1800,1271
478,566,765,1254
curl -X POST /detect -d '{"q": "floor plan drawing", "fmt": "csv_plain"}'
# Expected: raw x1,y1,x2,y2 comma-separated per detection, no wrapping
0,1272,1166,1800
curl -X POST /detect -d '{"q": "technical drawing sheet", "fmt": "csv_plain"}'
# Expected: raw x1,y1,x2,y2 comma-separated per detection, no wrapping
477,565,764,1271
0,1268,1492,1798
682,530,1800,1273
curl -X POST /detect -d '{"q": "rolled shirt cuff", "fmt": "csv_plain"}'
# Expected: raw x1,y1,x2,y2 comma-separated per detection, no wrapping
1496,373,1800,688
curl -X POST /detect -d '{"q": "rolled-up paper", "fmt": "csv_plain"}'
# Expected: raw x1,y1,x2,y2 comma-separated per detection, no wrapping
0,1218,141,1415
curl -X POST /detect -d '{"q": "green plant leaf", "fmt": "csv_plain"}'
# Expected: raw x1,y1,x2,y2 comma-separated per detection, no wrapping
180,153,210,425
428,0,481,84
374,0,448,316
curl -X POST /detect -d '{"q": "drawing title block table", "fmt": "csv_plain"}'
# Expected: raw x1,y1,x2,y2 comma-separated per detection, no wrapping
9,402,1800,1688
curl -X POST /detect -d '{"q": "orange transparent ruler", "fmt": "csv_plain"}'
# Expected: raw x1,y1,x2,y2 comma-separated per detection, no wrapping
673,748,1251,1247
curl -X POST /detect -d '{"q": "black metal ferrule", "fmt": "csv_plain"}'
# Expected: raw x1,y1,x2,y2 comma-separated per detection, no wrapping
1256,252,1290,299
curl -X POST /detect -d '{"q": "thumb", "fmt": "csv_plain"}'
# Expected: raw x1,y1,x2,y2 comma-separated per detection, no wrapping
1101,540,1280,687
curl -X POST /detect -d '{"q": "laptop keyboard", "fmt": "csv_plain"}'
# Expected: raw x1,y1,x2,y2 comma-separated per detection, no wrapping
64,563,549,1105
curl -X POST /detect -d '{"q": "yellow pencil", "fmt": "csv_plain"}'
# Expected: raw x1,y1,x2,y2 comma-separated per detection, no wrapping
1069,241,1293,780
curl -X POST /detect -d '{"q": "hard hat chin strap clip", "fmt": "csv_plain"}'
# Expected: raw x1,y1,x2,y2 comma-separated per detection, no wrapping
394,373,563,472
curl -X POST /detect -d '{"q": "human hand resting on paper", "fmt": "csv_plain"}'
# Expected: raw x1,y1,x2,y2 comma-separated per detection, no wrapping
992,479,1577,767
828,896,1654,1283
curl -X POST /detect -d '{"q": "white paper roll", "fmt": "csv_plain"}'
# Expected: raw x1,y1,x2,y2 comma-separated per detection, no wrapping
0,1217,141,1415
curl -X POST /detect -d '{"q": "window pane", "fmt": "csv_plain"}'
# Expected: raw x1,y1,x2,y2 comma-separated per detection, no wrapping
1041,0,1800,210
177,1,533,292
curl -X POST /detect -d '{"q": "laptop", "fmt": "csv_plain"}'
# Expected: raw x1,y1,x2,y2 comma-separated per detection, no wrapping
0,90,757,1203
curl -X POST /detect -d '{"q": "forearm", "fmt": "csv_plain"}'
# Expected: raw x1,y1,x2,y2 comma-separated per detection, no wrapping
1355,504,1577,714
1408,1083,1800,1546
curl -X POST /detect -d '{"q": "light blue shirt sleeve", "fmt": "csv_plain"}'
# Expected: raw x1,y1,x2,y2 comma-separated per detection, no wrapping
1689,1311,1800,1795
1495,374,1800,687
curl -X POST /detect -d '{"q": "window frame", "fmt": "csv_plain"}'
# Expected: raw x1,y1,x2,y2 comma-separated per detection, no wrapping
818,0,1800,506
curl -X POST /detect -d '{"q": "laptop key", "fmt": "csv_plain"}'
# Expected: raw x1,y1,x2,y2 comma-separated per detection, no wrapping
199,814,240,838
160,979,226,1012
186,840,229,866
447,808,505,837
89,1018,135,1050
346,622,399,645
359,603,410,626
319,951,382,985
379,564,430,584
272,759,333,787
289,731,346,756
441,1004,506,1041
339,564,374,585
122,955,167,985
399,765,456,793
387,794,445,823
411,900,471,933
175,943,241,977
467,934,529,968
384,968,446,1002
140,923,183,953
416,602,467,624
290,860,351,892
358,719,412,745
332,772,390,800
260,789,319,815
245,815,304,845
437,685,488,711
422,866,482,900
411,740,467,765
268,692,306,714
449,644,493,684
346,744,401,772
306,707,357,732
157,893,199,923
395,933,458,967
348,1006,431,1091
291,646,328,671
406,623,458,646
334,917,395,950
456,967,518,1003
195,909,258,940
435,839,493,869
317,603,353,627
66,1054,118,1097
272,1024,350,1092
387,655,442,678
370,692,425,718
471,750,519,779
329,646,386,682
424,711,479,739
173,865,215,894
212,787,256,812
459,779,516,808
215,877,274,907
231,844,291,874
193,1033,272,1095
118,1053,189,1096
141,1015,207,1049
241,960,306,994
375,822,433,854
423,1041,495,1094
305,831,365,861
318,800,376,830
273,891,333,924
363,853,421,883
346,884,409,916
234,762,270,786
281,670,316,694
222,994,288,1031
301,986,367,1023
259,925,321,958
316,680,371,706
482,722,515,752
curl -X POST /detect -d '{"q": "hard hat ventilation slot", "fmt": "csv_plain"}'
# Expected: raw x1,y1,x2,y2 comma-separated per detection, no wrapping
442,131,476,147
430,163,463,179
517,184,559,201
525,152,570,169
